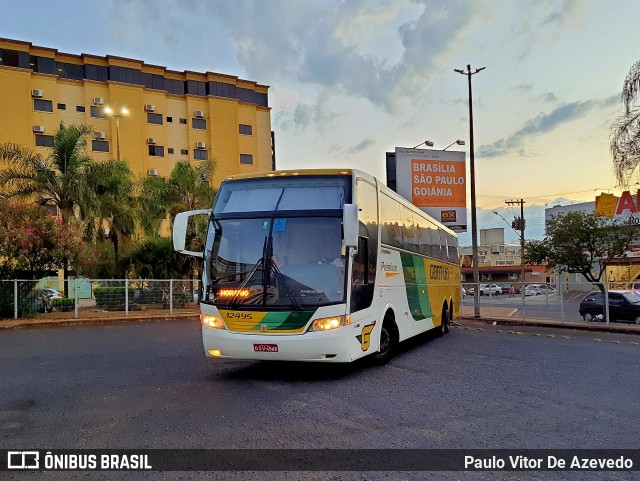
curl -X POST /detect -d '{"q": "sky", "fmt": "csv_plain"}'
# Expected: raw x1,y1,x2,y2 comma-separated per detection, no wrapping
2,0,639,244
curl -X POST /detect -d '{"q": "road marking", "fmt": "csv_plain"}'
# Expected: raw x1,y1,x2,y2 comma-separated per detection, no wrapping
547,334,555,338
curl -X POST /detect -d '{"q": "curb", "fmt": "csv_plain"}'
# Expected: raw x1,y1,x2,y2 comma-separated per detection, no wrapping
0,313,199,330
458,316,640,335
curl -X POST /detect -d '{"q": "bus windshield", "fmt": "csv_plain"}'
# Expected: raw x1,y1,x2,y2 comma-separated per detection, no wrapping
204,217,346,308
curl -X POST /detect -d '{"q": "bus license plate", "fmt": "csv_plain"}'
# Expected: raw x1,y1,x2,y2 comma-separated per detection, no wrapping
253,343,278,352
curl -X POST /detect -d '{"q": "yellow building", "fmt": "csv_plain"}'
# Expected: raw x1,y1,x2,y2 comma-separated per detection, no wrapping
0,37,273,185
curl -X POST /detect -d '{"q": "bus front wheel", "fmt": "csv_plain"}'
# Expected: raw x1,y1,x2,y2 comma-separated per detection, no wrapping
371,316,398,365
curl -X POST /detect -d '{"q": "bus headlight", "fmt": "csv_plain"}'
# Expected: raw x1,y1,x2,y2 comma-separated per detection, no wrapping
310,315,351,332
201,314,226,329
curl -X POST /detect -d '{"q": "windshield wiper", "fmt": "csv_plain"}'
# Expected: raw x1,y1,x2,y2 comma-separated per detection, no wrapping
270,261,303,310
227,236,269,309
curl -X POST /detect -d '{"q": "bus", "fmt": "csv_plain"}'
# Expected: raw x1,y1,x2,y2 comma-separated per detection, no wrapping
173,169,461,363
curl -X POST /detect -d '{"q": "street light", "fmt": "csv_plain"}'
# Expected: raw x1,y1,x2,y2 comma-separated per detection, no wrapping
412,140,434,149
455,64,485,318
104,106,128,161
443,139,465,151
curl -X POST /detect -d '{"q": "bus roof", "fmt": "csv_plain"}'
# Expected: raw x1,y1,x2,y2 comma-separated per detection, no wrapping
223,169,353,182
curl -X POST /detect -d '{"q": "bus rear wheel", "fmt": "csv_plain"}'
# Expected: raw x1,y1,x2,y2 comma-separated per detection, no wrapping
371,317,398,365
441,307,450,335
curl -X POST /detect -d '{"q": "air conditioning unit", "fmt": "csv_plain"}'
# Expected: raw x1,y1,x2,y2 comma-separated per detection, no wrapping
31,89,44,98
147,169,159,176
195,141,206,149
95,132,106,140
147,137,156,144
194,110,204,118
93,97,104,105
144,104,156,112
32,125,45,133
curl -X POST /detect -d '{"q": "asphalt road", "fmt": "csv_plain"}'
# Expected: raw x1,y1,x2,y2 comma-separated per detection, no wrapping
1,321,639,480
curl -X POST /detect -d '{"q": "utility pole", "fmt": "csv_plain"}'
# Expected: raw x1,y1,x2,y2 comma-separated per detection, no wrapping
506,199,526,298
455,64,485,318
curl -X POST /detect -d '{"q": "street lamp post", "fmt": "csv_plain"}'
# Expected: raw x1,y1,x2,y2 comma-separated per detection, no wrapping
413,140,434,148
455,64,485,319
443,139,465,151
104,106,128,161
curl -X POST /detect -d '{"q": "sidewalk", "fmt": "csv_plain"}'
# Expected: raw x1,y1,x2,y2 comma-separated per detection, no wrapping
0,309,199,329
459,306,640,335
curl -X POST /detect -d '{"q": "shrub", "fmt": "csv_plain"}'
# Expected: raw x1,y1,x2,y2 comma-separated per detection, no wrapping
50,298,75,312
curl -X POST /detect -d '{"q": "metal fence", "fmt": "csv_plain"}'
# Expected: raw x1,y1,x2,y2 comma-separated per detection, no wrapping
0,279,200,320
460,279,640,325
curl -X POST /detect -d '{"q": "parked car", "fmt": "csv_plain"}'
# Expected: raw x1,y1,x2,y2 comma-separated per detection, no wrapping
480,284,502,296
524,284,556,296
579,290,640,324
42,288,63,299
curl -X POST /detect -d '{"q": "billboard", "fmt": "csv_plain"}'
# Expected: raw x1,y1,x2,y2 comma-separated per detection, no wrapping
395,147,467,231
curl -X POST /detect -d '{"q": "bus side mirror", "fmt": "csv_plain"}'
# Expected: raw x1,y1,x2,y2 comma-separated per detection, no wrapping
343,204,359,248
173,209,210,257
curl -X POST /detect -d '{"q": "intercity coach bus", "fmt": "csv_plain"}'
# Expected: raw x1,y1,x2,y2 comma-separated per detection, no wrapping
173,169,460,363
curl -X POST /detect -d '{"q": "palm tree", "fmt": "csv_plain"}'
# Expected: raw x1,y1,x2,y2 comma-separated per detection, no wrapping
0,122,95,217
0,122,137,281
611,59,640,186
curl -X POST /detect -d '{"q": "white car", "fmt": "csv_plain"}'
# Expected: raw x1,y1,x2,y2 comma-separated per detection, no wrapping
525,284,555,296
42,288,63,299
479,284,502,296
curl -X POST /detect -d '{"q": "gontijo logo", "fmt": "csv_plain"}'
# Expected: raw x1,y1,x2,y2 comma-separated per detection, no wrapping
380,261,399,278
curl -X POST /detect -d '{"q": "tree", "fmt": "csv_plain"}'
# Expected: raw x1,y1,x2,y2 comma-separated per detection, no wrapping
0,123,95,219
0,122,137,278
0,201,92,280
119,237,191,279
611,59,640,186
525,211,636,285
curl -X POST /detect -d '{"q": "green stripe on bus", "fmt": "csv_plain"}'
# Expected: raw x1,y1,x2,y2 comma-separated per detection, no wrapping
249,311,314,331
400,252,433,321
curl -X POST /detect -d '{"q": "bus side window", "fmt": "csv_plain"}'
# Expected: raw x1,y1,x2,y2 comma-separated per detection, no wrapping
351,236,373,312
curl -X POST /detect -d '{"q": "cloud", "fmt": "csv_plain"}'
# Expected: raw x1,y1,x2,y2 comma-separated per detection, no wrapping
348,137,375,155
541,92,559,102
204,0,477,112
477,96,618,158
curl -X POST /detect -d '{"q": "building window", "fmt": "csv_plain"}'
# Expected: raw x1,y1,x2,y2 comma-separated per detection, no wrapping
34,99,53,112
192,118,206,130
76,105,85,113
35,135,54,147
194,149,208,160
92,140,110,152
148,145,165,157
168,148,174,154
240,154,253,165
239,124,253,135
57,103,66,110
147,112,163,125
167,116,173,123
179,118,187,125
90,106,106,118
180,149,188,155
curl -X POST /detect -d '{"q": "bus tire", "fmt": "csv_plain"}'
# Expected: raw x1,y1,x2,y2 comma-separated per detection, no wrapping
371,315,398,365
441,306,450,335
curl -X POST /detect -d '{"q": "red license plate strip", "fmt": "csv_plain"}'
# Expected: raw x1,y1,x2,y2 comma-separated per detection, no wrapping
253,343,278,352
